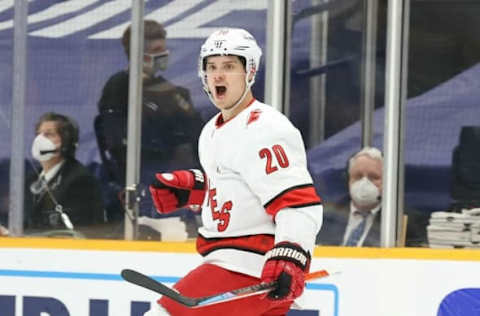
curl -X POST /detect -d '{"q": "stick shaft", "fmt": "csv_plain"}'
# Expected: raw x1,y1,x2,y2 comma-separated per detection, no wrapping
121,268,331,308
194,269,331,307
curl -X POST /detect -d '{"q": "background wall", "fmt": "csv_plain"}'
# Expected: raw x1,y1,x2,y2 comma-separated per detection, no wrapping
1,238,479,316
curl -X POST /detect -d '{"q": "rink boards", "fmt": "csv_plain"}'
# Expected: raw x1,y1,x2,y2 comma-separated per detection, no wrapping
0,238,480,316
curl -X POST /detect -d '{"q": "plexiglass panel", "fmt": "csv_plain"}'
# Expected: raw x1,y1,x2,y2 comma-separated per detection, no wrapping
405,0,480,248
2,0,270,240
293,0,388,247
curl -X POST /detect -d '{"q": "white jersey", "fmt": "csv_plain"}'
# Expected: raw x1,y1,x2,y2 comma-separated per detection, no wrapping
197,99,322,277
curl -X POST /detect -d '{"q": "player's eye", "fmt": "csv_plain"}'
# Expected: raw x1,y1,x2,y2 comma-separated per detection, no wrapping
206,64,216,72
224,63,236,71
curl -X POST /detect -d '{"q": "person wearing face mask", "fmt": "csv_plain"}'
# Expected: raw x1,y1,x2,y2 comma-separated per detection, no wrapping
96,20,203,239
24,112,105,235
317,147,428,247
316,147,382,247
341,147,383,247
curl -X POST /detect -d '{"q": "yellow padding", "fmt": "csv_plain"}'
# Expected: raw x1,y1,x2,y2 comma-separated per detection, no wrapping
314,246,480,261
1,237,479,261
0,237,196,253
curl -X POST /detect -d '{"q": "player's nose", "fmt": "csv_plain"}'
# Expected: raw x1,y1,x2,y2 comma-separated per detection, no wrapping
213,71,225,82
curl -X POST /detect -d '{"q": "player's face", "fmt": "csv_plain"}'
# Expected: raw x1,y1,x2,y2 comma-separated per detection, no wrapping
348,155,382,191
205,55,247,111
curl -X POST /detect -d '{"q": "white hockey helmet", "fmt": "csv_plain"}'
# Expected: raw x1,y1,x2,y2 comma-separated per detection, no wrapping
198,28,262,93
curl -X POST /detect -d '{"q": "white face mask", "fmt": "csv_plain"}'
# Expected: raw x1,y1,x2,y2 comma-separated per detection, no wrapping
31,134,59,162
349,176,381,208
144,50,169,75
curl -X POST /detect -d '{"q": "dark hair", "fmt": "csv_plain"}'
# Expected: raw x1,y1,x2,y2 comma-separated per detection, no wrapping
35,112,79,158
122,20,167,58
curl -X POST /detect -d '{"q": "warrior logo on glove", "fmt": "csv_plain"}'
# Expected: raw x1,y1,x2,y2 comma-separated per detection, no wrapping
261,242,311,302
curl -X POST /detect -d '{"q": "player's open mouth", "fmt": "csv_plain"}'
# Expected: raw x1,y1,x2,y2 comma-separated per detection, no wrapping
215,86,227,97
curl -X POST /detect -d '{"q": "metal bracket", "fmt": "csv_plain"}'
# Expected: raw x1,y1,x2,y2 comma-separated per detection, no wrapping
125,184,139,213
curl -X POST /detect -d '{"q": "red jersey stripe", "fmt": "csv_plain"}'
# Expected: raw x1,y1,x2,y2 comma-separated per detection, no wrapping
264,185,322,216
197,233,274,256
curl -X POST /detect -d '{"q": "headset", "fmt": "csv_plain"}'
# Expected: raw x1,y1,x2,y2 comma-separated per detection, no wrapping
59,115,79,158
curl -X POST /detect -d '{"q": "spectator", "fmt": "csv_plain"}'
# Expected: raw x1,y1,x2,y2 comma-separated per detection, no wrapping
316,147,383,247
96,20,203,238
341,147,383,247
24,112,105,235
317,146,427,247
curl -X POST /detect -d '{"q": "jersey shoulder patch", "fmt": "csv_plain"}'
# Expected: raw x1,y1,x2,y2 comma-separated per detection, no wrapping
246,108,262,126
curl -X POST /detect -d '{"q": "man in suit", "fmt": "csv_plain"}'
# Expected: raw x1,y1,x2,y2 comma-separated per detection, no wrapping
342,147,383,246
317,146,428,247
317,147,382,247
25,112,105,233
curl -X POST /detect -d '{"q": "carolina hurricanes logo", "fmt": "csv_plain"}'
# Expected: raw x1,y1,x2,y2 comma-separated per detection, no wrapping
247,109,262,125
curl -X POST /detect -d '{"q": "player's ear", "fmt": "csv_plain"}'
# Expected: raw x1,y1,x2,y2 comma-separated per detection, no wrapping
247,68,256,83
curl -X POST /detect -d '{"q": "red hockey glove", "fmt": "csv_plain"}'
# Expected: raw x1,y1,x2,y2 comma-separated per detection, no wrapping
261,242,311,302
149,169,206,214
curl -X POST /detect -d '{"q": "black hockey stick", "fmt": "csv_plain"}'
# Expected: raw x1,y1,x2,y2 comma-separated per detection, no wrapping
121,268,332,308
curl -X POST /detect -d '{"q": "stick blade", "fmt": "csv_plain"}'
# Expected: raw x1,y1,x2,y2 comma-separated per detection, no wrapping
120,269,197,307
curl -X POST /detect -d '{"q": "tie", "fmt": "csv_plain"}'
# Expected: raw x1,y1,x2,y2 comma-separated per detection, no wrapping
31,175,47,197
346,215,368,246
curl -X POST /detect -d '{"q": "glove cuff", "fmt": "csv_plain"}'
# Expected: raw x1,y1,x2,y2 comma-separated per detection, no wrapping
265,242,311,272
188,169,206,189
185,169,207,206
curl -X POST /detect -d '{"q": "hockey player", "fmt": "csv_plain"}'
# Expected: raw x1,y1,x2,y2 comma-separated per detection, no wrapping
146,28,323,316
